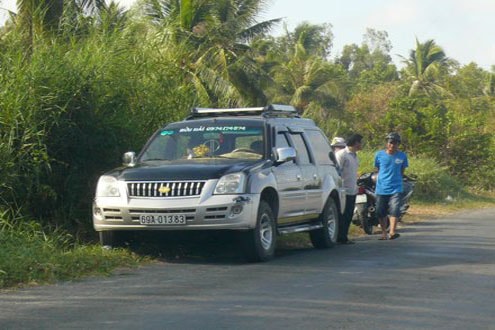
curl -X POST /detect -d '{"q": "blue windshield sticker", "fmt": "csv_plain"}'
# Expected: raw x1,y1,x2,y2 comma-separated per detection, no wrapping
160,130,175,136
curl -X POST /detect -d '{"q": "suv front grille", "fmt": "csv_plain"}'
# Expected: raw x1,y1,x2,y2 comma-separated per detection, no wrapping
127,181,206,197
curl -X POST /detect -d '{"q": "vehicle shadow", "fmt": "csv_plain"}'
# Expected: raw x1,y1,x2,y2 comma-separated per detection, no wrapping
126,231,318,265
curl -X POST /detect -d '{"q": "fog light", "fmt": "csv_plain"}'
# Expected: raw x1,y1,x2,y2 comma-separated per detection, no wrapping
230,204,243,216
94,207,102,216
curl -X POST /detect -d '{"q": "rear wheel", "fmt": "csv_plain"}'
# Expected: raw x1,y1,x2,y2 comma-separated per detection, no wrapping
241,200,277,262
359,204,374,235
310,198,339,248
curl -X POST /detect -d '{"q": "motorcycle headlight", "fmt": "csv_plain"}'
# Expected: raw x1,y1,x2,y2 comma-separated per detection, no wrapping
96,175,121,197
214,173,246,194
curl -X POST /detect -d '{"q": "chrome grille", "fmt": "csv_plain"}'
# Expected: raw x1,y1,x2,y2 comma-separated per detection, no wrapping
127,181,206,197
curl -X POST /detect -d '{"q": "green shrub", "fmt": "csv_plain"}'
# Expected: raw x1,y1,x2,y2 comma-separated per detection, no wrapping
0,29,198,234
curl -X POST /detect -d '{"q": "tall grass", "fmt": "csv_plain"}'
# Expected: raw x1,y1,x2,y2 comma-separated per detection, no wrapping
0,210,145,288
0,23,200,234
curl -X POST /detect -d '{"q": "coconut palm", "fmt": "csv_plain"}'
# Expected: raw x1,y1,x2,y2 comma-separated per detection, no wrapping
143,0,281,106
401,38,450,97
14,0,123,43
269,26,347,133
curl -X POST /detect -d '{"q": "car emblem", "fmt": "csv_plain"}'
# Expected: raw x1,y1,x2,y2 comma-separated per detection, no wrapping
159,185,171,194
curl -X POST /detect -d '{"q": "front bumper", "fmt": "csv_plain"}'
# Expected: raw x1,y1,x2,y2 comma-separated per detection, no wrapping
93,192,260,232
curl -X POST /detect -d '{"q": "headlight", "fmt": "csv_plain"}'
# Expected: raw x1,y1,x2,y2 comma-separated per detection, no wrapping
96,176,121,197
214,173,246,194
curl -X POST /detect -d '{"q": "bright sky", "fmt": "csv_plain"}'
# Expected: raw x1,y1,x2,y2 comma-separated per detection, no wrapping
1,0,494,70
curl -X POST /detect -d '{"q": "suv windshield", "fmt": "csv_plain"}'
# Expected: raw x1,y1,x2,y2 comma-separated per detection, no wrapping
140,122,265,161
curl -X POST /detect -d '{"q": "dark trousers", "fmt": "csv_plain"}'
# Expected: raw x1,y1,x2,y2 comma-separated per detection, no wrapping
338,194,357,242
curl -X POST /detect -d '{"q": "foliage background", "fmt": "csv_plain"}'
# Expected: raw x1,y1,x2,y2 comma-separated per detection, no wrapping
0,0,494,237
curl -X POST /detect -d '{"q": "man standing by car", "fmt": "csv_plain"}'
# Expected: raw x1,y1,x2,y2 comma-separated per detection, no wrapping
335,134,363,244
375,132,409,240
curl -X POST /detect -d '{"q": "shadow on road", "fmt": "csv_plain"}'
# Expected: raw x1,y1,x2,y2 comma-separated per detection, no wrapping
124,230,318,265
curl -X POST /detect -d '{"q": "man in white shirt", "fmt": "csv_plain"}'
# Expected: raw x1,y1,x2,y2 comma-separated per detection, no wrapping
335,134,363,244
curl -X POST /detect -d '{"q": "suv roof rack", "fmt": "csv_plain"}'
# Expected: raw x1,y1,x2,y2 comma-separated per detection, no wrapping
186,104,300,120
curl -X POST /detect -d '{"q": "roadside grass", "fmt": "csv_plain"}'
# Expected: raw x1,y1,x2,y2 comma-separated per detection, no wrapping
0,215,147,289
403,190,495,222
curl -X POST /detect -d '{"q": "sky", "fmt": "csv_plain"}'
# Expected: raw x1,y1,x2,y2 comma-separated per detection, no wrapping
1,0,494,70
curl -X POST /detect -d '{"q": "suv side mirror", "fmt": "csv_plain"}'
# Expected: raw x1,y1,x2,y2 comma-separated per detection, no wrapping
274,147,296,164
123,151,136,167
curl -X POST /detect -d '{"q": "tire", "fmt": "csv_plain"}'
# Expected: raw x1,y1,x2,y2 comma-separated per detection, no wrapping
241,200,277,262
310,198,339,249
99,231,128,248
362,213,374,235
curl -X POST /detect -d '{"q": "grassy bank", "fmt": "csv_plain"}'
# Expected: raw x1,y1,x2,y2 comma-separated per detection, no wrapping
0,216,147,289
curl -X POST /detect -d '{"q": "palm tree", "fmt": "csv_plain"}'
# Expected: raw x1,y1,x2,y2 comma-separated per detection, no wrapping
143,0,281,106
16,0,64,31
270,26,347,132
401,38,450,97
13,0,122,52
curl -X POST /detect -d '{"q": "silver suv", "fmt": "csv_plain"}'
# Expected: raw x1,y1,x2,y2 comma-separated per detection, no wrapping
93,105,345,261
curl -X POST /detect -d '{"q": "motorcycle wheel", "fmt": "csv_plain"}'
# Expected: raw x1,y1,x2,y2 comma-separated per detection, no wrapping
355,204,374,235
362,215,374,235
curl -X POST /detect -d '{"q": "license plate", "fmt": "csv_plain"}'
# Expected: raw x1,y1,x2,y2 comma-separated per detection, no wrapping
355,194,367,203
139,214,186,225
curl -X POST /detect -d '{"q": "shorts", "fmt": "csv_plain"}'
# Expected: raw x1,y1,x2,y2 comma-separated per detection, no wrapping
376,193,402,218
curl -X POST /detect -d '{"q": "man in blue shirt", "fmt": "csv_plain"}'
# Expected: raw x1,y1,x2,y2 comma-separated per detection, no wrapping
374,132,409,240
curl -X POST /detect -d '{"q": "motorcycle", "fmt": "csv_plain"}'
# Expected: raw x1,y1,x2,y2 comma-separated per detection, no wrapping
352,172,416,235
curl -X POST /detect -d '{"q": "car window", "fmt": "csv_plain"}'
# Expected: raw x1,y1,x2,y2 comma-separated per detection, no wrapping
275,132,290,148
305,129,333,165
274,131,295,165
290,133,311,165
140,123,264,161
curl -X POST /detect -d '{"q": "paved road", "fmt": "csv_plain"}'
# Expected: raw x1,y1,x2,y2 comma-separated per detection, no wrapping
1,208,495,329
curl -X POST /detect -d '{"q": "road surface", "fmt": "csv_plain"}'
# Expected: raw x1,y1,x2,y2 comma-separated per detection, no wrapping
1,208,495,329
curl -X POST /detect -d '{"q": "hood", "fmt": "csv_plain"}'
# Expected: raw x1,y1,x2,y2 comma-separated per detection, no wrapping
107,159,266,181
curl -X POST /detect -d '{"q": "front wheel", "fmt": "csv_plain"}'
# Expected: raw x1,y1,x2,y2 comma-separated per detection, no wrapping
310,198,339,249
99,231,130,248
241,200,277,262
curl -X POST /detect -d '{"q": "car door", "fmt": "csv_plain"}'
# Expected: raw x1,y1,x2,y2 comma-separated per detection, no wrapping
289,131,322,217
271,130,305,224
